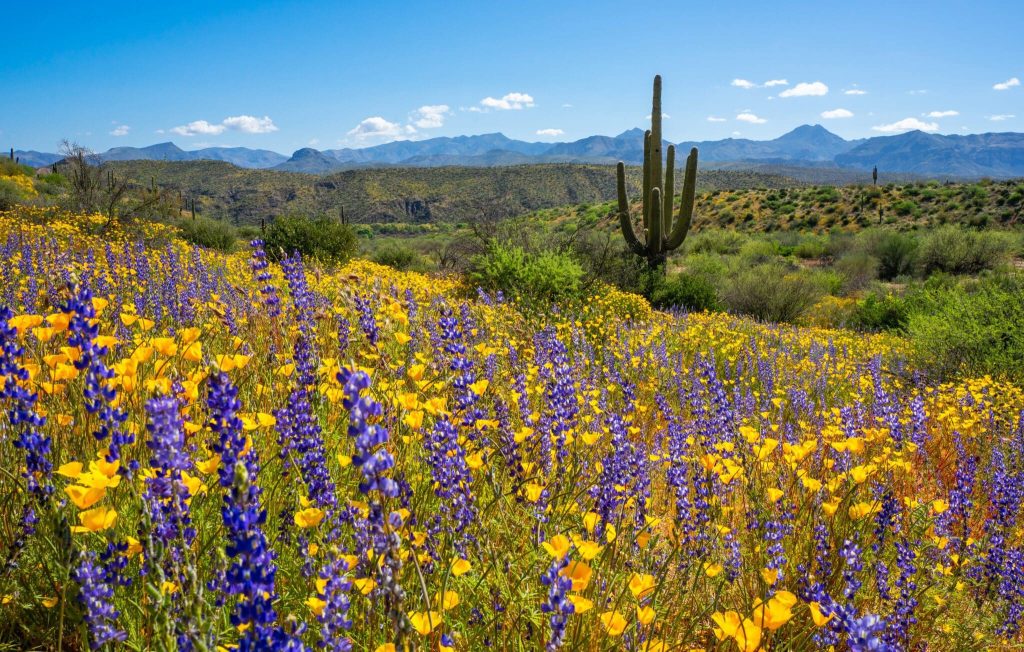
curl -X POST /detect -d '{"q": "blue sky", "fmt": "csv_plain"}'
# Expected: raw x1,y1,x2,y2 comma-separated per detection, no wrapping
2,0,1021,153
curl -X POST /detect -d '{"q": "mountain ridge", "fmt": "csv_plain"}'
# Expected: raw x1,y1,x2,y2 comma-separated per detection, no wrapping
13,125,1024,178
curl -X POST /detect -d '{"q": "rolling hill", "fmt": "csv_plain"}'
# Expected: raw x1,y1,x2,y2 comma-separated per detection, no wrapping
106,160,813,226
17,125,1024,177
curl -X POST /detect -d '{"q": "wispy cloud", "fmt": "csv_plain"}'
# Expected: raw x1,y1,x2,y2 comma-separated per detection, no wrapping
109,124,130,136
908,89,928,95
171,115,277,136
536,128,564,137
345,116,416,143
844,88,867,96
993,77,1020,91
872,117,938,133
736,112,767,124
706,115,727,122
732,78,788,89
821,108,853,119
925,110,959,118
410,105,450,129
779,81,828,97
988,114,1016,121
473,92,535,111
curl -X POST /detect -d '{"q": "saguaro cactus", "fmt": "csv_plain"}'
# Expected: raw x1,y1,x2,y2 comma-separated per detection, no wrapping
617,75,698,268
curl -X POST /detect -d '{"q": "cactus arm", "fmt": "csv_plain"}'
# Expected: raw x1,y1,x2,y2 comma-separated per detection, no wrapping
665,147,698,250
650,75,663,227
648,187,663,258
616,162,646,256
641,130,652,231
663,144,675,237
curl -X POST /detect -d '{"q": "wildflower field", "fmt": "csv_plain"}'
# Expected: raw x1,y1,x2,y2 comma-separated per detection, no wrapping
0,206,1022,651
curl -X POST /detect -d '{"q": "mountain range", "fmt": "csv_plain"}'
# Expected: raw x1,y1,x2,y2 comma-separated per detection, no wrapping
13,125,1024,178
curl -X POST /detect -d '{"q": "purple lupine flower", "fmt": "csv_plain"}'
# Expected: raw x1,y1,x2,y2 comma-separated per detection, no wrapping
73,553,128,649
64,284,134,469
207,372,298,650
539,555,574,650
316,555,353,651
249,239,281,318
423,417,476,555
143,394,196,551
354,294,379,347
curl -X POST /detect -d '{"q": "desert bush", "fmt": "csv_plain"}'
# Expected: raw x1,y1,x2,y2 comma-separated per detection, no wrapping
721,264,823,323
848,292,909,332
835,251,879,292
0,180,23,211
737,239,778,266
686,229,747,255
648,273,720,313
867,231,918,280
470,242,583,304
906,274,1024,382
917,225,1013,275
372,243,423,271
264,213,358,265
176,216,237,252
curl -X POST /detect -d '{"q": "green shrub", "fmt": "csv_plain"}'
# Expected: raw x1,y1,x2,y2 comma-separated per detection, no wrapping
177,216,237,252
917,225,1013,275
737,239,778,266
264,213,358,265
793,237,827,259
648,273,720,312
868,231,918,280
0,180,22,211
906,274,1024,382
835,251,879,292
470,243,583,304
848,293,909,332
721,264,823,324
686,229,747,255
372,243,422,271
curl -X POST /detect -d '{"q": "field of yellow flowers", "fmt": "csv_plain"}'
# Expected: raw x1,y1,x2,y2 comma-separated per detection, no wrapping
0,205,1022,651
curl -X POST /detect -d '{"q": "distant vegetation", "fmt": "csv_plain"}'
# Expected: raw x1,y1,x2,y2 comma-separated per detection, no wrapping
4,148,1023,380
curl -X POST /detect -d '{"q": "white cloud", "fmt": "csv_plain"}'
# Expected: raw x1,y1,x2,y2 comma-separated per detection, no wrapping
925,110,959,118
731,131,742,137
706,116,727,122
410,105,450,129
732,78,787,89
821,108,853,119
561,103,573,108
222,115,278,134
308,138,320,146
479,92,535,110
109,124,130,136
993,77,1020,91
171,120,226,136
536,128,564,137
736,112,767,124
346,116,416,142
871,117,939,133
988,114,1016,121
170,115,278,136
908,89,928,95
844,89,867,95
779,81,828,97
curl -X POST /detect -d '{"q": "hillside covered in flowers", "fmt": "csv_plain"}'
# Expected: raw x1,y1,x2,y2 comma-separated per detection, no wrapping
0,206,1021,651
